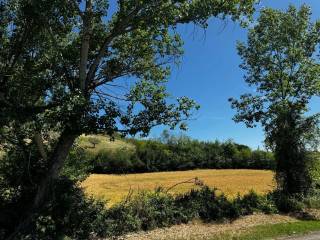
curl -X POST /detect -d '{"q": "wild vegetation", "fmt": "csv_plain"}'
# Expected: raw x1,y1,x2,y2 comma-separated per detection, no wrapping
15,184,281,239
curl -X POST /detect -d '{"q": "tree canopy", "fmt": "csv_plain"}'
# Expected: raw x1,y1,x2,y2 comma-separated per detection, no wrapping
230,5,320,195
1,0,256,138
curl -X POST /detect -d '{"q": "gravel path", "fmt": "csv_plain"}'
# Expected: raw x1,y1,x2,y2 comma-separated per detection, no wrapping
113,214,296,240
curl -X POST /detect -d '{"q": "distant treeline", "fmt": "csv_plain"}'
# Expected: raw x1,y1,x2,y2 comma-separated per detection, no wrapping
86,132,275,174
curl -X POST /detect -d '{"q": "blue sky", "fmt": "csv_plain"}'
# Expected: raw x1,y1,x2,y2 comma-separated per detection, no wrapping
149,0,320,149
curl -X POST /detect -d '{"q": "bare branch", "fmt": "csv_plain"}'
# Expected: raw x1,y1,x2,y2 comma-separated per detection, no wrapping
94,89,128,101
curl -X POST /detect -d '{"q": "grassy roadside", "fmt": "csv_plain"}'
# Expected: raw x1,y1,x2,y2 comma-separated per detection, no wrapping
58,219,320,240
214,221,320,240
58,220,320,240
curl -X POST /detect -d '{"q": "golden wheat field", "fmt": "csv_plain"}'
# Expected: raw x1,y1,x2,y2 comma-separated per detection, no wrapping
82,169,275,205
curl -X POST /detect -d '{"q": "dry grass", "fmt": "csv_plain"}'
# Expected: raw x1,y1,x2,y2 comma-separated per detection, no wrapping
82,169,275,205
117,213,296,240
78,134,135,154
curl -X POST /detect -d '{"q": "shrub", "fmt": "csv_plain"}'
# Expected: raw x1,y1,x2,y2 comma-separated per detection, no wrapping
0,168,109,240
303,195,320,209
233,190,278,216
309,152,320,190
101,203,141,237
100,189,188,237
130,190,179,229
175,187,237,222
270,190,304,213
86,137,101,148
302,188,320,209
18,178,108,240
88,186,277,238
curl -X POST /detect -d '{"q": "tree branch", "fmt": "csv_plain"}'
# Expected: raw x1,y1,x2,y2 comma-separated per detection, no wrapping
79,0,93,91
34,132,48,161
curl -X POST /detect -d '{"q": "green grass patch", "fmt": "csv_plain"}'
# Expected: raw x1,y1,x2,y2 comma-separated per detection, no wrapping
216,221,320,240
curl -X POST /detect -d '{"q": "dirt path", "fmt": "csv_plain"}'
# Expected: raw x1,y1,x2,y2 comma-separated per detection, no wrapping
115,214,296,240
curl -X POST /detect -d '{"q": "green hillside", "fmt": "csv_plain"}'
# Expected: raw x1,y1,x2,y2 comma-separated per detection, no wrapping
78,134,135,154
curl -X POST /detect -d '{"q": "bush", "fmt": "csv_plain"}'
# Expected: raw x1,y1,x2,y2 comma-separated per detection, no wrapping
270,190,304,213
233,190,278,216
175,187,237,222
99,189,188,237
0,155,108,240
97,186,278,238
101,203,141,236
96,187,319,238
128,190,181,229
303,194,320,209
17,178,108,240
86,137,101,148
301,188,320,210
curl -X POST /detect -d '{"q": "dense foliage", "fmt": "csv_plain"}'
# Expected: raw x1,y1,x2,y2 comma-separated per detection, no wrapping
0,159,106,239
1,143,318,239
82,134,275,174
100,187,278,239
230,5,320,196
26,185,279,239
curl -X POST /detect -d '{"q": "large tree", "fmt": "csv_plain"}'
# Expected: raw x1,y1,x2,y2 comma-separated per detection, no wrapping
0,0,256,237
230,5,320,196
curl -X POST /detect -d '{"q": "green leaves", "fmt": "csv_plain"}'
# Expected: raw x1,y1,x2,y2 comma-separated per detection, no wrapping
1,0,258,141
231,5,320,195
0,0,258,146
231,5,320,130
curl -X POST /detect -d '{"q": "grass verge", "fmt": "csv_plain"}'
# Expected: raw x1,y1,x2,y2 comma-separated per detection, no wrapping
216,221,320,240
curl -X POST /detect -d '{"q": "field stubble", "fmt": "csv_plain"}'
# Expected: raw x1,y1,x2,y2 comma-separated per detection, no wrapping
82,169,275,205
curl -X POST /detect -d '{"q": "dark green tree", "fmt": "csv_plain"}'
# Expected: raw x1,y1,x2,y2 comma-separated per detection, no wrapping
0,0,256,237
230,5,320,196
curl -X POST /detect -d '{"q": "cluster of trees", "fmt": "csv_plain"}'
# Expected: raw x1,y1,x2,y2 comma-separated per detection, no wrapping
1,0,320,238
90,134,274,174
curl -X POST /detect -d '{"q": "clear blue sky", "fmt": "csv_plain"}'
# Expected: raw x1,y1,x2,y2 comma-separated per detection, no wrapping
150,0,320,149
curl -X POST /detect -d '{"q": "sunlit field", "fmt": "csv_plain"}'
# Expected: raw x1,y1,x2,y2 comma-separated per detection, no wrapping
82,169,275,205
78,134,135,154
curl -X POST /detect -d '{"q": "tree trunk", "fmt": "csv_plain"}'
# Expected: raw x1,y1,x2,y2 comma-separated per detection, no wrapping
7,130,78,240
33,131,78,208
